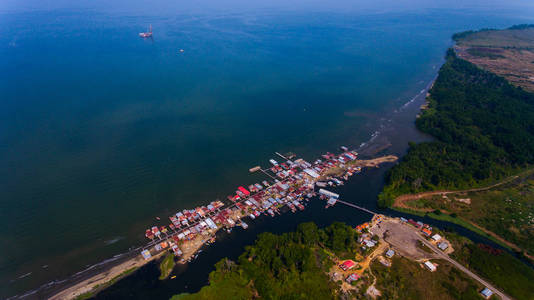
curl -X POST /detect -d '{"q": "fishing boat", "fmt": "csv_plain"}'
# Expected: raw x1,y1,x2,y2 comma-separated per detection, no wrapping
139,25,153,38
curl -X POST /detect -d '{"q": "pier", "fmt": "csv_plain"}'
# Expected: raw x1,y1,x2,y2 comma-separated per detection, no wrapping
275,152,289,160
141,148,396,267
331,199,378,215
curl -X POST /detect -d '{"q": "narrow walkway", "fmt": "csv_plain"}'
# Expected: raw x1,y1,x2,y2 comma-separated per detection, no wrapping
335,199,377,215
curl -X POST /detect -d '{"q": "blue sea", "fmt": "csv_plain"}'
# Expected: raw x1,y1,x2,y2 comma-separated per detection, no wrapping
1,0,533,298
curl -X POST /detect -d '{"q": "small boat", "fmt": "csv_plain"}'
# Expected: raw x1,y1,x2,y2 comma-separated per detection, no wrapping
171,275,176,279
156,216,160,220
139,25,153,38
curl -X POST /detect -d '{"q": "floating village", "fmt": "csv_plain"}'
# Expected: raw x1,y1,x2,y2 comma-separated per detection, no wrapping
140,148,363,262
136,147,496,299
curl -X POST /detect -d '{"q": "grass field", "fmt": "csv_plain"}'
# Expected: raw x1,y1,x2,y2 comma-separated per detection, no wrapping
446,232,534,300
372,257,488,300
159,253,175,280
402,173,534,255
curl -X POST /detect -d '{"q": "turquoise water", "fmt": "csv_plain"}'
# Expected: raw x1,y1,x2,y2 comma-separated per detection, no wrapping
1,1,532,297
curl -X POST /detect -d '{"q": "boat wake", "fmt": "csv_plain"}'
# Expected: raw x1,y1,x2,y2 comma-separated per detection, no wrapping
104,236,125,245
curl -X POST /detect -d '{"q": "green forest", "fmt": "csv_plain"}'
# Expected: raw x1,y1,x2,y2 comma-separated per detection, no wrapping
379,49,534,207
171,222,359,300
168,222,532,300
447,232,534,300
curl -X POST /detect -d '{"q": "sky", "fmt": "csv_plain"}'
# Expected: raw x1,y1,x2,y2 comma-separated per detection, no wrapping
2,0,534,15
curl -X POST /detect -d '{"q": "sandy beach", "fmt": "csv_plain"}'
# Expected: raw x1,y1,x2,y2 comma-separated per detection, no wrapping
49,251,165,300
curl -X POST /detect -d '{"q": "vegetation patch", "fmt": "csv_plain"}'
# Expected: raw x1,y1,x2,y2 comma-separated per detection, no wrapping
380,48,534,207
372,257,484,300
171,222,365,300
75,266,138,299
73,291,95,300
398,170,534,254
466,47,505,59
450,234,534,300
159,253,176,280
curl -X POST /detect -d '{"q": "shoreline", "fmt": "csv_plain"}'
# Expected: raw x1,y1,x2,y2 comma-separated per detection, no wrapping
47,156,398,300
21,75,439,300
49,252,164,300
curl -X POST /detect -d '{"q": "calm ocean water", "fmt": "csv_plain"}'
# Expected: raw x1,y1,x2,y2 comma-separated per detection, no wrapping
1,0,533,298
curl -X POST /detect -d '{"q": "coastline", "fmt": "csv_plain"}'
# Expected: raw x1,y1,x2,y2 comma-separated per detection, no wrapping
49,253,161,300
47,156,398,300
29,74,440,300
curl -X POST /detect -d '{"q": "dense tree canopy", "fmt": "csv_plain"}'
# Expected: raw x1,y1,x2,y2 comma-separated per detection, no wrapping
379,49,534,207
172,222,359,300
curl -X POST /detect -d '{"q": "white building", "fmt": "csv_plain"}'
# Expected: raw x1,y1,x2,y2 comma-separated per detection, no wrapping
424,261,436,272
303,168,320,178
431,234,442,242
319,189,339,199
480,288,493,299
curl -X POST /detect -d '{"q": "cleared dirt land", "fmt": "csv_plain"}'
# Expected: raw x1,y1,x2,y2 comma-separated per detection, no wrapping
454,27,534,92
370,219,437,261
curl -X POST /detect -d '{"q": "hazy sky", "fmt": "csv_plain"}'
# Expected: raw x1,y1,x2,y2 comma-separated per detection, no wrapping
2,0,534,15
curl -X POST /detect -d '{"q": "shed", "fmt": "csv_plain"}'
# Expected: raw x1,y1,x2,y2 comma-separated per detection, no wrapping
303,168,320,178
319,189,339,199
340,260,356,271
141,250,152,260
237,186,250,196
385,249,395,258
438,242,449,251
432,234,442,242
327,198,337,206
365,240,376,248
480,288,493,299
346,273,360,283
424,261,436,272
